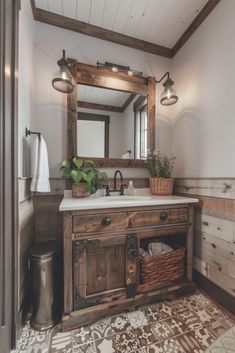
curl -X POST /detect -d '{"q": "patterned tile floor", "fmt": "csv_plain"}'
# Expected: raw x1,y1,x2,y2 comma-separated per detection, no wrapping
12,289,235,353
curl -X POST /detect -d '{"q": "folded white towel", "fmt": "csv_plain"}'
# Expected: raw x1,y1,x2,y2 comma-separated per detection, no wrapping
148,242,173,256
30,135,51,193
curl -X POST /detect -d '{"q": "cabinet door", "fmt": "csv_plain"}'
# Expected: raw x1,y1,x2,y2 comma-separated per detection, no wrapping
73,234,138,310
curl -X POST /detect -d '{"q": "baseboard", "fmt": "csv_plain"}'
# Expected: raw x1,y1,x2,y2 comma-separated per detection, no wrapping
193,270,235,316
13,281,31,348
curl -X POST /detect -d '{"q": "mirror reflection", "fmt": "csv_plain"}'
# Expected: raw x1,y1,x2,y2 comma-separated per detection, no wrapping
77,84,148,160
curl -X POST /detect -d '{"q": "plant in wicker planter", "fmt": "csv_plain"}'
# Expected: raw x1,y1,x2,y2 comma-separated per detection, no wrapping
146,150,176,196
61,156,108,198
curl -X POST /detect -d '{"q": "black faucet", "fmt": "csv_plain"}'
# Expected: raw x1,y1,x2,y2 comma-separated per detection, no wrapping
114,170,123,191
106,170,125,196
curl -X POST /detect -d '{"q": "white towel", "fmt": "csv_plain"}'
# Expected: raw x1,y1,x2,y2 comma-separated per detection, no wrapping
30,135,51,192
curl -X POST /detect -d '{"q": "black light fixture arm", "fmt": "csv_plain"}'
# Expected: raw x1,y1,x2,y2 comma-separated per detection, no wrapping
156,72,170,83
57,49,67,67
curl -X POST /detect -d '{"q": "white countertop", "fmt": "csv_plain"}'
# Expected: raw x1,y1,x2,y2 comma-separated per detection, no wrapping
59,189,198,212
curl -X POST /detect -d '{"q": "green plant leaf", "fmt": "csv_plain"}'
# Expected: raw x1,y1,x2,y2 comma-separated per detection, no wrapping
72,157,83,169
146,150,176,178
98,172,108,183
71,170,84,184
60,157,108,193
61,160,70,169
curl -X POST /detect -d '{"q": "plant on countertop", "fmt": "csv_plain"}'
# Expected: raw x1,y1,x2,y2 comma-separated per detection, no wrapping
146,150,176,196
61,156,108,196
146,149,176,178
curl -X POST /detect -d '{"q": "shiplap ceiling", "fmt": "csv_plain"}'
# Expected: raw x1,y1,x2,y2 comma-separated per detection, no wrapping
78,85,131,107
35,0,208,48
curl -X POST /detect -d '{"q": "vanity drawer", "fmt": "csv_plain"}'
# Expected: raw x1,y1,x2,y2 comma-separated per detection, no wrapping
129,208,188,228
73,212,129,233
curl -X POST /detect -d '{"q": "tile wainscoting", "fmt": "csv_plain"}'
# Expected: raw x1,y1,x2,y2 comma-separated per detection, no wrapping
175,178,235,307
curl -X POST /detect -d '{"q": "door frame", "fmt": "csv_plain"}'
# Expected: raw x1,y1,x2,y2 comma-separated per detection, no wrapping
0,0,19,351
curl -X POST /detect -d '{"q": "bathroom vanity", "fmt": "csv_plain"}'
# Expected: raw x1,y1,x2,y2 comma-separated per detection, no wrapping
60,192,198,331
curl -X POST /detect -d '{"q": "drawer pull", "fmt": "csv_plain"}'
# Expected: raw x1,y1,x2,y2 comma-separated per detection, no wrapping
128,249,138,261
101,217,112,226
159,211,168,221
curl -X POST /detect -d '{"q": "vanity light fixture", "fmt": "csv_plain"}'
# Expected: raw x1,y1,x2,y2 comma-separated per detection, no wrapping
97,61,142,77
156,72,178,106
52,50,75,94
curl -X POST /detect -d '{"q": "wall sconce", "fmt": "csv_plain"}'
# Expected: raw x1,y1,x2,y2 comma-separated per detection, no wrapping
156,72,178,106
97,61,142,77
52,50,75,93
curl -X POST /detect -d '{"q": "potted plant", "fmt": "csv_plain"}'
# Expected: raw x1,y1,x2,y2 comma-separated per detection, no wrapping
61,156,108,198
146,150,176,196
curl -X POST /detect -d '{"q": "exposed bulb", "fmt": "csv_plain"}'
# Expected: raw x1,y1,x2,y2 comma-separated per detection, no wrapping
166,89,171,99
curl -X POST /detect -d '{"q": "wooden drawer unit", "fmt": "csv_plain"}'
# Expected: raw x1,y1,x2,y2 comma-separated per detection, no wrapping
72,212,129,233
129,208,188,228
73,208,188,235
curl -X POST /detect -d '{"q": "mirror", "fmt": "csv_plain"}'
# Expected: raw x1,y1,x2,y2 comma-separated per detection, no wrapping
67,61,156,167
77,84,147,160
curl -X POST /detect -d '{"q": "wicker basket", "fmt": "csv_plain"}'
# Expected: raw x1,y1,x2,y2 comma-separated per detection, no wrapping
140,244,185,290
72,183,90,198
149,177,174,196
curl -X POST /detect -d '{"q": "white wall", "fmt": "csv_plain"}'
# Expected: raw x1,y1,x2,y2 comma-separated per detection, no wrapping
18,1,35,177
171,0,235,178
33,22,171,177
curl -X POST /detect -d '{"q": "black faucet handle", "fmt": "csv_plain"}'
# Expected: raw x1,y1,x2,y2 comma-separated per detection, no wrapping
120,184,125,196
105,185,110,196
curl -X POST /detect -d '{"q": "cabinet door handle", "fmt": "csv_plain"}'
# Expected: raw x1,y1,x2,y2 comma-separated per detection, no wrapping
128,248,138,261
159,211,168,221
101,217,112,226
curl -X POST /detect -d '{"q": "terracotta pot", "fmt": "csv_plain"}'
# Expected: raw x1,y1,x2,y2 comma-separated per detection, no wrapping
72,183,90,198
149,177,174,196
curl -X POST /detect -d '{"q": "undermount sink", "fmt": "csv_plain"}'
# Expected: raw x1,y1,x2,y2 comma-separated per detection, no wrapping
99,195,153,202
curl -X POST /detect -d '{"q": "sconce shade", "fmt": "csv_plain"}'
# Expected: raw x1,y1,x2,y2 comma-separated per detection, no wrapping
52,50,75,93
160,77,178,106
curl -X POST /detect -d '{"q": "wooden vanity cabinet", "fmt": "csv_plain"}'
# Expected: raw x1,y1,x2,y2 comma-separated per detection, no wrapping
62,204,195,331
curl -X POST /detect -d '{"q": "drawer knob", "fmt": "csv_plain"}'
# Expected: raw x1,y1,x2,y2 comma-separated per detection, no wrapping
101,217,112,226
160,211,168,221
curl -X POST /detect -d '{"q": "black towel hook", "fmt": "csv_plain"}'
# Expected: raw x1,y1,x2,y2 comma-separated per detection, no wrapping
25,127,41,140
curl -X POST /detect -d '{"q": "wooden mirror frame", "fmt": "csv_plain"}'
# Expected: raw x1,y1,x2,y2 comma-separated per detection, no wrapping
67,60,156,167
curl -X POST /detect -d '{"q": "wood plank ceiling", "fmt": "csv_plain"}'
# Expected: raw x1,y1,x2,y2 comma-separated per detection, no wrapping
78,86,132,107
32,0,221,57
77,86,137,113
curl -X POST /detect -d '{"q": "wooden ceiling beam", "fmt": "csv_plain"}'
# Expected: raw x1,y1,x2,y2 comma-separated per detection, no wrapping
77,93,137,113
121,93,136,112
172,0,221,56
30,1,173,58
31,0,221,59
77,101,123,113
